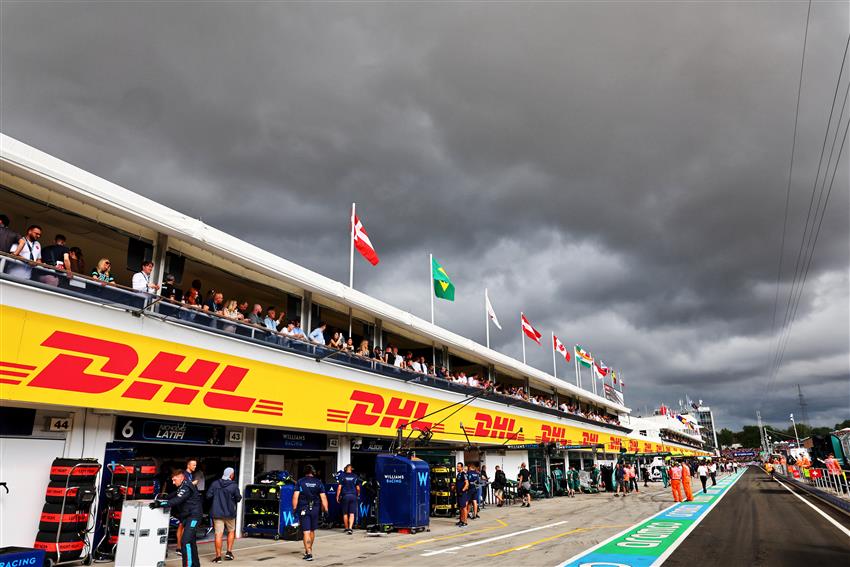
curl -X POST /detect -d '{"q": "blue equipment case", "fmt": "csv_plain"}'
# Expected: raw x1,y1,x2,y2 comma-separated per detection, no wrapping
376,454,430,532
0,547,46,567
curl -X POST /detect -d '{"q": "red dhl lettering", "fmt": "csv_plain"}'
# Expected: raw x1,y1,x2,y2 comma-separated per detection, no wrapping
343,390,432,431
608,436,622,450
582,432,599,444
21,331,283,417
473,412,521,440
629,440,639,452
540,424,567,442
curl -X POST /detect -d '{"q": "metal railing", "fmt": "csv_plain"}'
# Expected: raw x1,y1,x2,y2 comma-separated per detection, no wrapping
1,252,631,433
773,464,849,501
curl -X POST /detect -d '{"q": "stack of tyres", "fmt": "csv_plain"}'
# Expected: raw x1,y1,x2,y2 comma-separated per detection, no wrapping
34,458,101,564
112,458,157,500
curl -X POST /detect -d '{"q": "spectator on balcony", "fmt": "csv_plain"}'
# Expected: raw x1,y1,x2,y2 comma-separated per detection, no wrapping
263,307,285,332
190,279,203,299
356,340,369,357
38,233,71,286
283,321,308,342
410,355,423,373
329,331,344,349
222,300,243,321
9,224,42,279
132,260,161,293
68,246,85,275
292,319,307,340
204,292,224,314
309,321,327,345
0,214,20,255
247,304,263,325
91,258,115,284
237,300,249,319
341,337,354,352
390,345,403,367
184,287,202,307
160,274,183,302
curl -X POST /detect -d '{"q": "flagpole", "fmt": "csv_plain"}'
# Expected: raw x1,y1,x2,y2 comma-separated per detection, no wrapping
349,202,355,288
485,289,490,349
520,312,526,364
429,253,435,325
574,346,580,389
551,332,557,379
592,358,597,396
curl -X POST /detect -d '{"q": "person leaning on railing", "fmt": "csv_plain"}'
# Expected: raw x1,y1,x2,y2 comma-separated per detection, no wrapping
91,258,115,284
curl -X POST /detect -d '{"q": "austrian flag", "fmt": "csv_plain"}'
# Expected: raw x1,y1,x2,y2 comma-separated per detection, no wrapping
553,335,571,362
521,313,542,345
352,214,379,266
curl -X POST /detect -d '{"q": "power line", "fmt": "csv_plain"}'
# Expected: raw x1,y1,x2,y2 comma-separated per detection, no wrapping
771,0,813,338
762,33,850,407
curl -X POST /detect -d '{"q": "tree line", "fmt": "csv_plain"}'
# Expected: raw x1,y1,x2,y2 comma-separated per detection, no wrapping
717,419,850,449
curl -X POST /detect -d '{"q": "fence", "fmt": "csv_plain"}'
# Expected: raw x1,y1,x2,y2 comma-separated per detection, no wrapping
774,465,849,501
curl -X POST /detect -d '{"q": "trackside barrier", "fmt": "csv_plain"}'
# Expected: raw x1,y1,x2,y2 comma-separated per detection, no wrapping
777,466,849,502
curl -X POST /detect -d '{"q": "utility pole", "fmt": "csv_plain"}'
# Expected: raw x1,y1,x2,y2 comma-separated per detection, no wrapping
757,410,767,457
790,413,800,449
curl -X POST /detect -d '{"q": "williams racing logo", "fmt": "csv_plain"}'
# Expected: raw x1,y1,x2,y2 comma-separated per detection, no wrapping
1,331,283,417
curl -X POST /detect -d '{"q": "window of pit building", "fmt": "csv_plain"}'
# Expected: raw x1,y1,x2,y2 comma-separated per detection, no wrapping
493,372,526,397
447,353,488,381
380,328,435,366
1,183,150,290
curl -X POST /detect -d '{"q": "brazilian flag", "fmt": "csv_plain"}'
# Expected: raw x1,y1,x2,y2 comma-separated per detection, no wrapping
432,257,455,301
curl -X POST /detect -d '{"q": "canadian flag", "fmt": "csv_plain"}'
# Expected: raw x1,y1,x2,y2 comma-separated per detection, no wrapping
553,335,571,361
521,313,542,345
352,214,380,266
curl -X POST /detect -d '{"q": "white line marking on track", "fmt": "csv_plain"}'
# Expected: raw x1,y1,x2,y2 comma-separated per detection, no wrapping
773,476,850,538
651,469,748,566
555,468,747,567
421,520,568,556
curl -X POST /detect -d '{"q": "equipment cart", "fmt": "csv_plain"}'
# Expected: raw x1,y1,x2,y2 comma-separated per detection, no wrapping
242,483,300,541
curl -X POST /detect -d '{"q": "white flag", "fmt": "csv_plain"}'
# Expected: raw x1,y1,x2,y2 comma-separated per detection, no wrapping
485,290,502,330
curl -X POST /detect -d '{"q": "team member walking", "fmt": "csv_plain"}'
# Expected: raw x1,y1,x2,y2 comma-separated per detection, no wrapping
697,461,709,494
660,460,669,488
669,461,684,503
518,463,532,507
681,459,694,502
207,467,242,563
492,466,506,507
455,462,469,527
293,465,329,562
568,466,580,497
708,460,717,486
336,464,360,535
467,464,481,519
150,469,203,567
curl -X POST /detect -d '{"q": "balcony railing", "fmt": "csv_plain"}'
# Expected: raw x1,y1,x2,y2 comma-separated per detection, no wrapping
0,253,632,434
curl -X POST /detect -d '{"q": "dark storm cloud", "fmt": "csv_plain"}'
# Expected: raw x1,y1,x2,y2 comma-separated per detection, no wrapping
2,1,848,429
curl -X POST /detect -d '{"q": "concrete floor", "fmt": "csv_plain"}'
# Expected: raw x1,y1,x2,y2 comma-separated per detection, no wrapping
150,479,690,566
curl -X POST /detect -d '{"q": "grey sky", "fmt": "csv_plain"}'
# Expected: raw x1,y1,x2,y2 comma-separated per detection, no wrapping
2,1,848,429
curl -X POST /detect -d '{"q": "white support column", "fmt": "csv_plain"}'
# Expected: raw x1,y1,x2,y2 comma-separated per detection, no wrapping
152,233,169,288
454,450,465,466
63,409,114,460
236,427,256,539
337,436,351,471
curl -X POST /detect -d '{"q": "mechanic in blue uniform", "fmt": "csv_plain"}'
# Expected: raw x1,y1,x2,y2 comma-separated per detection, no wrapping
150,469,203,567
455,462,469,527
336,464,360,535
466,464,481,520
293,465,329,562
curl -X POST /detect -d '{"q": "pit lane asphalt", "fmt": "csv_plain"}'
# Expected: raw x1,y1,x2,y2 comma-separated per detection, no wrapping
154,479,689,566
663,467,850,566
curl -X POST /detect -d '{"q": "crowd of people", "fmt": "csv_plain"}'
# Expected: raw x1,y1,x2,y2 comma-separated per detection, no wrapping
2,214,622,428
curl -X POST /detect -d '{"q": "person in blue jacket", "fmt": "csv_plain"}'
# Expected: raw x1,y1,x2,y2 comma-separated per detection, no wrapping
466,464,481,519
293,465,328,562
207,467,242,563
150,469,202,567
336,464,360,535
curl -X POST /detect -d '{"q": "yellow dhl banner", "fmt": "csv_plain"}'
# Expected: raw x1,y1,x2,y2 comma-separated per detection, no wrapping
0,306,704,456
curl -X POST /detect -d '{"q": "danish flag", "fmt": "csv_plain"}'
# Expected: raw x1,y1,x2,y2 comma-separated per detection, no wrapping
521,313,542,345
352,214,380,266
553,334,570,361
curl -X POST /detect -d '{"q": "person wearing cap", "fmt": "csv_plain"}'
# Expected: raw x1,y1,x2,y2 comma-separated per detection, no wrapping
207,467,242,563
293,464,328,562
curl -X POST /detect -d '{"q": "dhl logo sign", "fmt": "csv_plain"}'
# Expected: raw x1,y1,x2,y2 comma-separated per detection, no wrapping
470,411,523,440
582,431,600,445
536,425,572,445
608,436,623,451
327,390,442,433
1,331,283,417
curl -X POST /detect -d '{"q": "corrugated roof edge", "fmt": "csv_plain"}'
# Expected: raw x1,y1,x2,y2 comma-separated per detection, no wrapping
0,133,630,415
